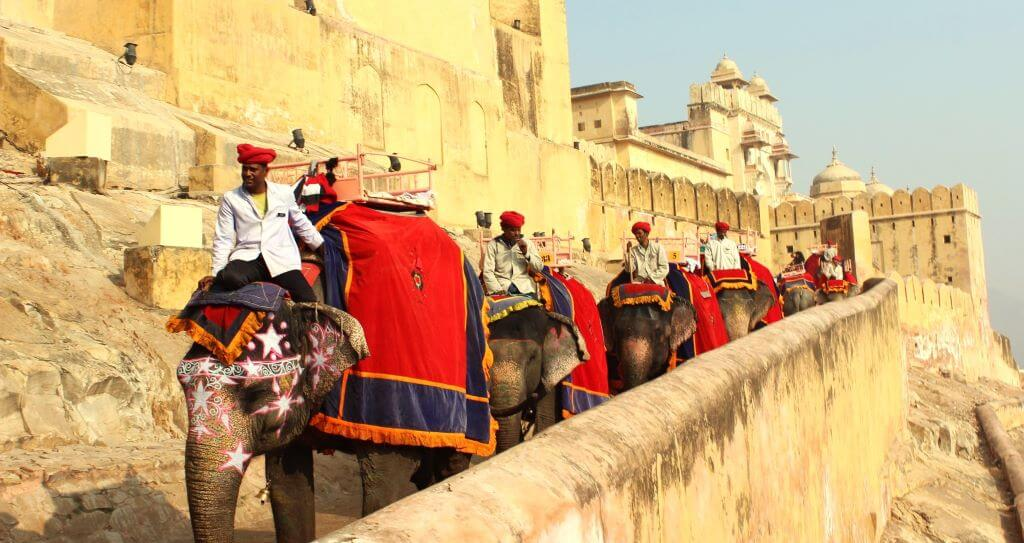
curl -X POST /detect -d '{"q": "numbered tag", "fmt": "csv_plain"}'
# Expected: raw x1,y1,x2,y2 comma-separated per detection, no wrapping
668,250,682,262
540,252,553,264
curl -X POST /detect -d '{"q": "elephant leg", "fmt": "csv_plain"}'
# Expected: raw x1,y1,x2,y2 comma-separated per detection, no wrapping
534,390,558,433
266,442,315,543
425,449,472,485
355,443,421,516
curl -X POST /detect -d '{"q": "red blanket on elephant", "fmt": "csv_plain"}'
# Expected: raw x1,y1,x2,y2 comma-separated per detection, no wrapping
308,203,496,456
666,265,729,360
549,270,610,417
741,255,783,325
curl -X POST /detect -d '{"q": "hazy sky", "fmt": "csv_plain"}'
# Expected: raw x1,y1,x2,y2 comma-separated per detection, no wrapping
566,0,1024,357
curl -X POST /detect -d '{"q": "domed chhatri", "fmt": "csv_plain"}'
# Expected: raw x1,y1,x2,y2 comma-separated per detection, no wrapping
809,147,867,198
865,166,895,196
747,72,778,102
711,54,748,89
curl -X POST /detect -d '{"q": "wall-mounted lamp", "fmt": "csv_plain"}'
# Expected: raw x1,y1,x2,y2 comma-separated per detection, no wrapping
582,238,592,253
474,211,493,229
304,0,317,15
116,43,138,73
388,152,402,172
289,129,305,150
532,231,545,238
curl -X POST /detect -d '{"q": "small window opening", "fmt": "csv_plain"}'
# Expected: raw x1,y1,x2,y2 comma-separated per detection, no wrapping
593,119,602,129
946,276,953,283
577,122,585,131
943,235,951,244
786,245,794,253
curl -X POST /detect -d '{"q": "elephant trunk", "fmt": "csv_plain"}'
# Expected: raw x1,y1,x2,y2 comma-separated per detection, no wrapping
618,336,656,391
185,439,247,543
495,413,523,453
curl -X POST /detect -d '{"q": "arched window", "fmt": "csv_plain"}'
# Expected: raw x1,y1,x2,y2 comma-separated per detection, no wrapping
469,102,488,175
414,84,443,165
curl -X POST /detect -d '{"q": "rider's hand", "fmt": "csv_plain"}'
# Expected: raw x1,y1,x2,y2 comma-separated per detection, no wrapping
198,276,215,292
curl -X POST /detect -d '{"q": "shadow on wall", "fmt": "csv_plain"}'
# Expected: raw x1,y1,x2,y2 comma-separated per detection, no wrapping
0,470,192,543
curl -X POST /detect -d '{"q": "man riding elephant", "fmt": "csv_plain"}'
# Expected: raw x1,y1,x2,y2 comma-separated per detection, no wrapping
701,224,776,340
626,221,668,284
482,210,543,297
702,221,741,272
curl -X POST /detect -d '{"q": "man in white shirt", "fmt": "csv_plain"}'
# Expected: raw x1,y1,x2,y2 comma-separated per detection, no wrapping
702,221,741,272
819,241,845,281
626,221,668,284
197,143,324,302
482,211,543,297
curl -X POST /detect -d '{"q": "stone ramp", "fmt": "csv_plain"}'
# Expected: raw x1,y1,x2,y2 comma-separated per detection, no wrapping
0,442,361,542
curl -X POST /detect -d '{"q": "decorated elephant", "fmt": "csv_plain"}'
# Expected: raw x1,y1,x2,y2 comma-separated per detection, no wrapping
815,282,861,304
716,282,777,340
599,284,697,392
782,286,816,315
170,292,368,542
486,299,587,452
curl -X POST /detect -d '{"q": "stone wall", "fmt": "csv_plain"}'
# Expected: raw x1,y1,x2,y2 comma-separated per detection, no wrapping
322,281,906,542
889,273,1018,385
770,185,987,309
587,160,770,260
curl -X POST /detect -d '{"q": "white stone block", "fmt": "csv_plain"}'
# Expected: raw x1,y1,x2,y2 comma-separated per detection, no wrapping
44,107,113,161
137,205,203,249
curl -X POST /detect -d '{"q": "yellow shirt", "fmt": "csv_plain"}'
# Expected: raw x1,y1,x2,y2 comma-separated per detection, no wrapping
251,191,268,217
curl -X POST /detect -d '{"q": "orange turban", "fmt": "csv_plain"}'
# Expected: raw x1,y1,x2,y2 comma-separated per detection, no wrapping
499,211,525,228
236,143,277,165
714,221,730,231
631,221,651,233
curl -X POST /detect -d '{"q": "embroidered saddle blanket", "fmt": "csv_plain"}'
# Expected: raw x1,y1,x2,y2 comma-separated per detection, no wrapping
166,283,286,365
781,273,817,292
609,283,673,311
822,279,851,294
705,258,758,293
486,295,543,323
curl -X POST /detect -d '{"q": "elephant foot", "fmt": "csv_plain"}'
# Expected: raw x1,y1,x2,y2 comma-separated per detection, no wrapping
355,442,421,516
266,443,315,542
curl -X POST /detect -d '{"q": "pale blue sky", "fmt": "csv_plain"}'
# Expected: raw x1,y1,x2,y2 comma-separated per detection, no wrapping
566,0,1024,357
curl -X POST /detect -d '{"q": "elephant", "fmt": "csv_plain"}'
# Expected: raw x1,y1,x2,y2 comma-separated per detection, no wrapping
487,305,587,452
814,283,862,304
179,255,478,542
782,286,815,316
177,300,369,543
598,294,697,392
717,282,777,341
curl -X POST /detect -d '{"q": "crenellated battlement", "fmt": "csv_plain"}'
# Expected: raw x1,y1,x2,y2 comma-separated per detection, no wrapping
688,82,782,127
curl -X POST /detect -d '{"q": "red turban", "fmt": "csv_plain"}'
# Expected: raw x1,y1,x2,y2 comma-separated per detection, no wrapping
714,221,730,231
631,221,651,233
236,143,277,165
499,211,525,228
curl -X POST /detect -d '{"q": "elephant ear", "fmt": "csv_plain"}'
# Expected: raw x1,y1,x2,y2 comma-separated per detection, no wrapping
597,298,615,351
748,283,776,330
290,302,370,400
668,296,697,351
540,312,588,391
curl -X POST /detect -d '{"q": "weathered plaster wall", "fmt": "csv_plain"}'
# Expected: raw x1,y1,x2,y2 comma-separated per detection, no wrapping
890,273,1018,385
322,281,906,542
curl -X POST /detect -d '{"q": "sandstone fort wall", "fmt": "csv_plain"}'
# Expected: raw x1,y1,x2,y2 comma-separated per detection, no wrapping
770,185,987,309
322,281,907,542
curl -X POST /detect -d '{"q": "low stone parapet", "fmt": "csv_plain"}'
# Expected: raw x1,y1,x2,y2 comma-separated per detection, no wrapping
123,246,209,310
320,281,905,542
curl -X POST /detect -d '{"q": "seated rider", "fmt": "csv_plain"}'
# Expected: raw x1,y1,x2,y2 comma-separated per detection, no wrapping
819,241,845,281
626,221,668,284
482,211,543,297
702,221,741,272
197,143,324,302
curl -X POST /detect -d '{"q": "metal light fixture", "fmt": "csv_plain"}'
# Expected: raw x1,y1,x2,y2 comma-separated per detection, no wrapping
483,212,492,228
387,152,402,172
121,43,138,66
582,238,592,253
512,19,521,30
475,211,487,228
532,231,545,238
289,129,305,150
304,0,317,15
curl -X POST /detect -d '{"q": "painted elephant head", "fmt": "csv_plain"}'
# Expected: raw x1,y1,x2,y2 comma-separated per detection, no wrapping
782,287,816,316
717,282,776,341
178,302,368,542
598,297,696,392
487,305,586,452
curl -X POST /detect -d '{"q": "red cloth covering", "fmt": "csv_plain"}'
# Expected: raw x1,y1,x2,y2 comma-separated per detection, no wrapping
610,283,673,311
301,173,338,213
804,253,821,282
631,221,651,233
550,271,610,416
499,211,524,228
741,254,783,324
309,203,496,455
236,143,276,164
679,270,729,355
